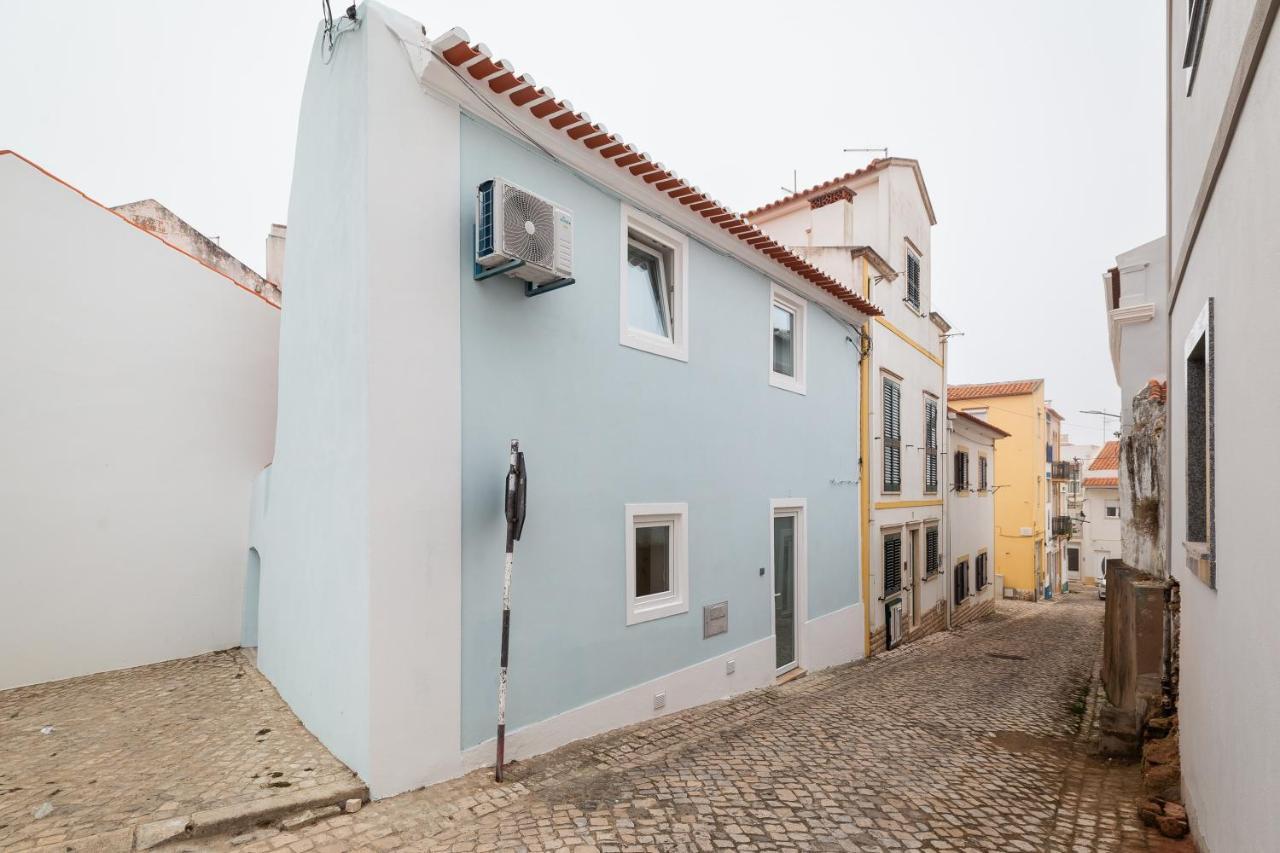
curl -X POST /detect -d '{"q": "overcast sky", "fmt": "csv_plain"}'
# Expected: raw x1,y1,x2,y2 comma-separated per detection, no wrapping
2,1,1164,443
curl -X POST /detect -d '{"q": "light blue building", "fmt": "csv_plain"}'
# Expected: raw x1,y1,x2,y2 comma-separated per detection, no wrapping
248,1,881,797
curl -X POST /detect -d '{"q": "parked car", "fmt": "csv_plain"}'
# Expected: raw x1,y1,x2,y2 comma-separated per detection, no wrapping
1097,576,1107,599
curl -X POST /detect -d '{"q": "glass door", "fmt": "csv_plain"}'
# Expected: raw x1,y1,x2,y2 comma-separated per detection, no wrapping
773,514,797,673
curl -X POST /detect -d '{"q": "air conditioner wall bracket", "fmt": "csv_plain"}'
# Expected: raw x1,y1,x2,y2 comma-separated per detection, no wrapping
473,257,575,298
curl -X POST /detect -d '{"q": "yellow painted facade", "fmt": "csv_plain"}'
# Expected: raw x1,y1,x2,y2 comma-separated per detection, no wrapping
949,387,1046,597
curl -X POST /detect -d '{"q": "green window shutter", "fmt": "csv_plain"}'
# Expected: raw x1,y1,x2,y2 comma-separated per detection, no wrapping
925,527,939,575
906,253,921,308
925,400,938,492
884,534,902,594
883,378,902,492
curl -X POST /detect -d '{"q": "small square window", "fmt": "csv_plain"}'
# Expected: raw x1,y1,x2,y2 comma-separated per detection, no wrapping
625,503,689,625
769,284,806,394
1105,505,1120,519
620,207,688,362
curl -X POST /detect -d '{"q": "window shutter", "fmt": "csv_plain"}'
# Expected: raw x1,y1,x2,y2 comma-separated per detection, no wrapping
979,456,988,491
883,379,901,492
926,527,939,575
906,253,920,308
925,400,938,492
884,535,902,595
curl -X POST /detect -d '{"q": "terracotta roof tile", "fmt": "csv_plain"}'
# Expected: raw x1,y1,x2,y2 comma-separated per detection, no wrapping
1089,441,1120,471
947,379,1043,401
1082,476,1119,488
431,31,881,318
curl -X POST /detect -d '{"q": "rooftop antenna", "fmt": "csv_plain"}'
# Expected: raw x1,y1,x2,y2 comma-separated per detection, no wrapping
779,169,797,195
844,147,889,159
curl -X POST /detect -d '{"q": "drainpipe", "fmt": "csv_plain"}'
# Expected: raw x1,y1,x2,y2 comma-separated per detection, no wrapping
944,412,954,631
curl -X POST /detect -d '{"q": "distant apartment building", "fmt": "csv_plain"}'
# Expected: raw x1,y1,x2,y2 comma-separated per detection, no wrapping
1044,407,1070,599
1079,441,1122,585
947,380,1048,601
946,409,1008,625
746,159,950,654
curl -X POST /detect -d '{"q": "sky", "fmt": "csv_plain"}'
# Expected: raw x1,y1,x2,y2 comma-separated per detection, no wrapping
0,1,1165,444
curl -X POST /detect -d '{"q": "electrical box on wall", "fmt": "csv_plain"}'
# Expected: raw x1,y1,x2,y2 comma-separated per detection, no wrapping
703,601,728,638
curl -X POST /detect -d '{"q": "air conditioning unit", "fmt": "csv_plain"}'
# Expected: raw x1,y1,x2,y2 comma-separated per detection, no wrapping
475,178,573,285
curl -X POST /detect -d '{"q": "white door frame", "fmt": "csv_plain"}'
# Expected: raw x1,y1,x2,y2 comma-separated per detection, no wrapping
769,498,807,675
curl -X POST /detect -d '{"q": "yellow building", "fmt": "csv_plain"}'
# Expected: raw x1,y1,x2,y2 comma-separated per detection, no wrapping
947,379,1050,599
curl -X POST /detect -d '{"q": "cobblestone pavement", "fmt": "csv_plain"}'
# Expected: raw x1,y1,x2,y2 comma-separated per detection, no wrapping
225,595,1192,852
0,650,356,851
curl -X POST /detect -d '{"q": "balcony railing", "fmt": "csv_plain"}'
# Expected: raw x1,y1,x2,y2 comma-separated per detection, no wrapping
1052,515,1075,537
1051,460,1078,481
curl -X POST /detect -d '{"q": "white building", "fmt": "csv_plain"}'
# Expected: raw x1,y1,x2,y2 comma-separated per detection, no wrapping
1060,439,1099,586
946,408,1008,625
746,160,952,654
0,150,280,690
1162,1,1280,847
1079,441,1121,585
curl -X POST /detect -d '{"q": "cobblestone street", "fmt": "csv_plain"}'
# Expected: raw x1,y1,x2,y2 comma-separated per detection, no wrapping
224,595,1190,852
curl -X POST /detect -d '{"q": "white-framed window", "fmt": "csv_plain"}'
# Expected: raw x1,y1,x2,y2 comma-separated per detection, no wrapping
769,283,807,394
1105,504,1120,519
882,375,902,493
625,502,689,625
620,206,688,362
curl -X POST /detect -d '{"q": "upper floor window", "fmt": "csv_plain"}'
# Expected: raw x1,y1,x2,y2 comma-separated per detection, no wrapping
905,251,921,310
769,284,807,394
925,525,940,576
620,207,688,362
1185,299,1214,592
954,450,970,491
978,456,989,491
1184,0,1210,94
924,397,939,493
882,377,902,493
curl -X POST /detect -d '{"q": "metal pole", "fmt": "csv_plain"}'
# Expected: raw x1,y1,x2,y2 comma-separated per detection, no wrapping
495,439,518,782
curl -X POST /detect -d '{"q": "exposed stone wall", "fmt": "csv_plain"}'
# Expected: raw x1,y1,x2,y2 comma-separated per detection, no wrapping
1121,381,1166,577
112,199,282,306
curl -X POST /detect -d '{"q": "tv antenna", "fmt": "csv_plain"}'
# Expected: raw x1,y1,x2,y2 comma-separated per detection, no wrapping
844,147,889,159
780,169,797,195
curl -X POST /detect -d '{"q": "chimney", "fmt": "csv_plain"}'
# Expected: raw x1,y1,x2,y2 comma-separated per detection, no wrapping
265,224,287,288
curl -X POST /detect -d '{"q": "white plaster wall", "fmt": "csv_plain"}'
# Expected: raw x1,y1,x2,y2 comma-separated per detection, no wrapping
948,417,998,608
1168,10,1280,850
0,153,279,690
1113,238,1168,426
254,16,374,777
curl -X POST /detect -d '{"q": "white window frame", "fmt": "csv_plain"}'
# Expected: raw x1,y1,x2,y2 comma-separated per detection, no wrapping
620,206,689,362
768,283,807,395
770,497,808,674
625,502,689,625
1105,504,1120,519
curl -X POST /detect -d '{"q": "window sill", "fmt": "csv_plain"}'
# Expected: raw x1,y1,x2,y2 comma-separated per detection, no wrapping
769,372,806,395
922,571,941,583
621,330,688,363
627,595,689,626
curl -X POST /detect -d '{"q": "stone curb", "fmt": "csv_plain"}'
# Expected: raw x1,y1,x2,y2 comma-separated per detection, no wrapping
123,779,365,849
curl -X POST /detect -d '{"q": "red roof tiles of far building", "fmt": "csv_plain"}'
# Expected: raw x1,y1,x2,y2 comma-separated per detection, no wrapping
1083,476,1119,488
946,379,1044,401
430,30,881,318
1090,441,1121,471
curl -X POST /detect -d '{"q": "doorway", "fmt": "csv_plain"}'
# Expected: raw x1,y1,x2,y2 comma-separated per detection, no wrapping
771,500,806,675
1067,546,1080,577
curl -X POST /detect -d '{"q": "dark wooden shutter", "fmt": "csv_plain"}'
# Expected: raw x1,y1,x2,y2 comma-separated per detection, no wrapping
953,451,967,490
925,400,938,492
884,534,902,595
925,527,939,575
979,456,988,491
906,253,920,308
883,379,901,492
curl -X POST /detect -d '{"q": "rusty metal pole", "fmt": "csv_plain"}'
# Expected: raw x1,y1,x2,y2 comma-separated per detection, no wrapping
495,439,525,782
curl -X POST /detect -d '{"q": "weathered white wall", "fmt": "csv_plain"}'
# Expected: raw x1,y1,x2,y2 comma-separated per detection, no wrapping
0,152,279,690
1168,5,1280,850
1082,487,1121,581
1108,237,1168,427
